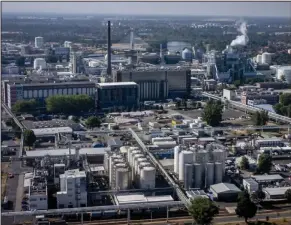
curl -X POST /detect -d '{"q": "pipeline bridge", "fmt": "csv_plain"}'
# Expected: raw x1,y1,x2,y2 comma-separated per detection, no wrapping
202,92,291,124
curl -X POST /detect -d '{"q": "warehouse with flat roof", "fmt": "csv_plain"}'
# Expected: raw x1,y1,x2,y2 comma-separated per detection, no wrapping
210,183,241,202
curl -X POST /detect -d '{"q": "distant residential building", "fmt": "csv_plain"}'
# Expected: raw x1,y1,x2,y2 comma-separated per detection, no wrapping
6,81,96,108
35,37,44,48
57,169,87,208
96,82,139,110
255,82,287,89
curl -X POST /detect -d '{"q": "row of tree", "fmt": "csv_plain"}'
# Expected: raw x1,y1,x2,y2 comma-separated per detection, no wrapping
274,93,291,118
240,154,272,174
251,110,269,126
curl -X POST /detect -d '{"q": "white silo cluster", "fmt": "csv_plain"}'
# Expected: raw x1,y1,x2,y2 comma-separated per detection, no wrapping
127,147,156,189
104,152,130,190
33,58,47,70
174,144,226,189
261,52,272,64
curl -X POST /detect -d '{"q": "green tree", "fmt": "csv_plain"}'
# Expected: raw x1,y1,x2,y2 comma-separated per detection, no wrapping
23,129,36,147
257,154,272,174
236,191,257,223
279,93,291,106
188,197,219,225
46,95,94,115
71,116,80,123
284,189,291,202
251,111,269,126
202,100,223,127
15,56,25,67
240,156,250,170
251,189,266,204
12,99,38,114
85,116,101,129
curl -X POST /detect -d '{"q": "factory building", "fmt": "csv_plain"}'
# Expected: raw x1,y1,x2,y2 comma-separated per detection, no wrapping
96,82,139,110
241,91,279,105
28,171,48,210
56,169,87,208
203,47,257,83
5,81,96,108
243,178,259,193
263,187,291,200
174,144,226,189
210,183,241,202
35,36,44,48
113,67,191,100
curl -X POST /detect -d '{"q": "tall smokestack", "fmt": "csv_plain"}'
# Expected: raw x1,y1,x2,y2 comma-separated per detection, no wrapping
107,21,112,76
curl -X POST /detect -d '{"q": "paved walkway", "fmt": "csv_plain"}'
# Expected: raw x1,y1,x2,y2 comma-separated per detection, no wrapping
15,173,24,212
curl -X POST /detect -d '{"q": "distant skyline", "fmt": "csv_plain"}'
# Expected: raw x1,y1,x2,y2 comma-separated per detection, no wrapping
2,2,291,18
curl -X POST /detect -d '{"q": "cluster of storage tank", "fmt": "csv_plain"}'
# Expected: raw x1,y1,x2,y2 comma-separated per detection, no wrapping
174,146,226,190
104,152,130,190
127,147,156,189
256,52,272,65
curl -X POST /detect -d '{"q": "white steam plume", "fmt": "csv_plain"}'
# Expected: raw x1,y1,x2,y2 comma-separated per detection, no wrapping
230,21,249,47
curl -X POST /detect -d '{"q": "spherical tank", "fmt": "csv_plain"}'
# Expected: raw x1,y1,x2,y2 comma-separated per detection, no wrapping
214,162,223,184
262,52,272,65
184,164,193,190
174,146,180,174
206,163,214,187
178,151,193,181
140,167,156,189
193,163,203,189
116,168,129,190
256,55,262,64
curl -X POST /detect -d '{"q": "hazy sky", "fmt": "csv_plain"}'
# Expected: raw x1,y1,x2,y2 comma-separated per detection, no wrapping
2,2,291,18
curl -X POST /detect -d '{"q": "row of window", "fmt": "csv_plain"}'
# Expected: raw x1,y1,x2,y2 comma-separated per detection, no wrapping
21,87,95,99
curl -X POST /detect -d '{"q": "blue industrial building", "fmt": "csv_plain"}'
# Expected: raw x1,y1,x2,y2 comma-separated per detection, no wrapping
96,82,139,110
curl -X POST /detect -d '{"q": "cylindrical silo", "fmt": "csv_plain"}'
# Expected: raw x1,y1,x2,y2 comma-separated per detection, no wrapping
116,168,129,190
256,54,262,64
184,164,193,190
205,163,214,187
140,166,156,189
262,52,272,64
132,154,144,177
104,152,110,173
109,157,123,185
214,162,223,184
194,150,209,165
193,163,203,189
174,146,180,174
182,48,193,62
130,150,141,166
178,151,193,181
137,162,151,175
135,158,147,174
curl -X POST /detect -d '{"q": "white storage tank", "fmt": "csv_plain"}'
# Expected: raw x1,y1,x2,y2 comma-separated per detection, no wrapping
33,58,47,70
214,162,223,184
194,150,209,164
127,147,138,163
137,162,151,175
182,48,193,61
116,168,129,190
140,166,156,189
129,150,141,166
261,52,272,64
256,54,262,64
205,163,214,187
184,163,193,190
132,155,145,176
174,146,180,174
103,152,110,173
109,157,123,184
135,158,147,173
178,151,193,181
193,163,203,188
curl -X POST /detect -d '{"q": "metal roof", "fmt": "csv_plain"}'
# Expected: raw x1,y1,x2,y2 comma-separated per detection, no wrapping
252,174,283,182
25,147,109,158
97,82,137,87
32,127,73,136
210,183,241,194
264,187,291,196
115,193,174,205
